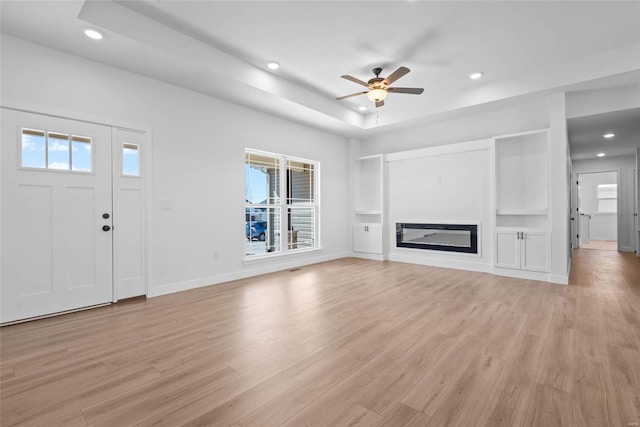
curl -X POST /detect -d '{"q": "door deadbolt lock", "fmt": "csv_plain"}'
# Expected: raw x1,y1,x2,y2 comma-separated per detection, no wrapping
103,213,110,219
102,225,111,232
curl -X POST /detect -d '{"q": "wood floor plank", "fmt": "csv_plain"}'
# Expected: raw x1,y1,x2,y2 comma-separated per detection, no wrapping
522,384,574,426
1,251,639,426
425,354,504,425
279,371,379,427
330,403,383,427
380,403,431,427
489,332,546,414
535,326,575,393
400,333,484,415
180,372,299,427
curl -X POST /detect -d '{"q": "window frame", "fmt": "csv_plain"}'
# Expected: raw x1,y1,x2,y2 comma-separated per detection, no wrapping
19,127,95,174
244,148,320,259
596,183,617,213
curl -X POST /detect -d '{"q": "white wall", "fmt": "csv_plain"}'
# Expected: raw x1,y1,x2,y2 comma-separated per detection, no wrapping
358,94,571,283
359,96,551,156
386,142,492,272
1,35,351,297
572,155,637,251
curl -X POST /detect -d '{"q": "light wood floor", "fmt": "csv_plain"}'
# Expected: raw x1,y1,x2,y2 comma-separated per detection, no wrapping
1,250,639,426
579,239,618,251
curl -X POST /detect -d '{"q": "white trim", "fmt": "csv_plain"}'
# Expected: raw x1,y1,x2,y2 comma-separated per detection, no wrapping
243,247,322,262
1,101,151,134
493,267,552,283
549,274,569,285
493,128,549,140
385,138,491,162
150,251,351,298
351,252,386,261
388,252,492,273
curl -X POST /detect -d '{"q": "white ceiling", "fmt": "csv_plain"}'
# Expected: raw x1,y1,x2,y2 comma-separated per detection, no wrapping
568,107,640,161
1,0,640,137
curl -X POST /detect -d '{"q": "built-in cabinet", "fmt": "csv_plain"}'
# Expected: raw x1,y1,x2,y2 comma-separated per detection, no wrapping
495,230,550,272
353,224,383,254
494,130,550,274
353,155,383,255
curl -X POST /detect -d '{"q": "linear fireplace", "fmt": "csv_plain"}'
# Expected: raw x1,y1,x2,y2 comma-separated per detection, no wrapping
396,223,478,254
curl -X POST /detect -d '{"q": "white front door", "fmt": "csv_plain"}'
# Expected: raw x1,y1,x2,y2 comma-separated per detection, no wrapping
1,109,114,323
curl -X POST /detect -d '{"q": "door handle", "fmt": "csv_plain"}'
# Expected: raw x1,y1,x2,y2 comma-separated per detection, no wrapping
102,225,111,232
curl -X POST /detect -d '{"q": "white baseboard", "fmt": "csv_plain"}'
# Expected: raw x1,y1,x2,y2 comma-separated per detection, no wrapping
387,252,492,273
351,252,386,261
492,267,568,285
550,274,569,285
148,251,351,298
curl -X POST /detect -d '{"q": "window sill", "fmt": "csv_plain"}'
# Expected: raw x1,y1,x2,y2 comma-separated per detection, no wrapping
243,247,322,263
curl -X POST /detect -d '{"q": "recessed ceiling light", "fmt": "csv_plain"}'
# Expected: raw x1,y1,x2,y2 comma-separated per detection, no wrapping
358,106,368,112
597,153,606,157
267,61,280,70
603,133,615,139
469,72,484,80
84,29,103,40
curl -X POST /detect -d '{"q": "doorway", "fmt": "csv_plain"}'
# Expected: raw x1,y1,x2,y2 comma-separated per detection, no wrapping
1,108,147,324
577,171,618,251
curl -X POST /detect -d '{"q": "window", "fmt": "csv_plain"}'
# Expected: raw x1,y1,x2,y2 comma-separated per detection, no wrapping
245,150,319,257
123,143,140,176
21,128,92,172
597,184,617,213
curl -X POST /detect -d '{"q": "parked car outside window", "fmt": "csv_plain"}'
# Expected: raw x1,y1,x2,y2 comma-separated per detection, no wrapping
246,221,267,241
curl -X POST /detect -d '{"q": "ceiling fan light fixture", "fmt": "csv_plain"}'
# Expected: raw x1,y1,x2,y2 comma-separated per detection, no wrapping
367,88,388,102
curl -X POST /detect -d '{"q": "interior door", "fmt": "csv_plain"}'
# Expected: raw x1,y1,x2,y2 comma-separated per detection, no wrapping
1,109,114,323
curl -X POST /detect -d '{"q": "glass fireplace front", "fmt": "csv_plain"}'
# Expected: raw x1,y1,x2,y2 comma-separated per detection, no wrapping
396,223,478,254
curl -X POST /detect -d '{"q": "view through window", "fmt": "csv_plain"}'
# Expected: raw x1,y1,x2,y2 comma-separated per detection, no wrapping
245,150,318,257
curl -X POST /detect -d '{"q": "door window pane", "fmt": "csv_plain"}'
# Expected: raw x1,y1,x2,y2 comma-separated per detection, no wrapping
21,129,46,168
47,132,70,170
123,143,140,176
71,136,92,172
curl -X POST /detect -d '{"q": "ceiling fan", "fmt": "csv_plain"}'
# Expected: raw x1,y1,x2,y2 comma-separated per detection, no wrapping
336,66,424,108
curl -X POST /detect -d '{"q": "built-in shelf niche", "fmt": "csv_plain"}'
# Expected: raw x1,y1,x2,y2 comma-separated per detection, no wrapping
495,130,549,230
354,155,383,217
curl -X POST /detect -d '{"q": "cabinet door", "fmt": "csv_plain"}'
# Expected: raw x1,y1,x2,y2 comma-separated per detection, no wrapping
521,232,549,272
368,224,383,254
495,231,520,269
353,225,369,253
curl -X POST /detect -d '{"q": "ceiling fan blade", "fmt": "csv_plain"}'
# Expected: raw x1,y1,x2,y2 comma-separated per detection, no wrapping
387,87,424,94
383,66,410,86
336,91,368,100
375,100,385,108
341,75,369,87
